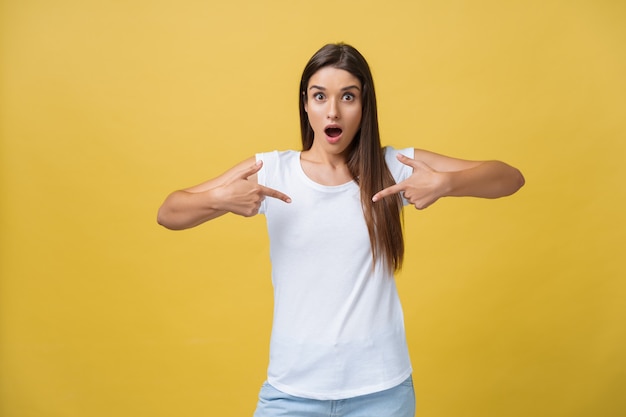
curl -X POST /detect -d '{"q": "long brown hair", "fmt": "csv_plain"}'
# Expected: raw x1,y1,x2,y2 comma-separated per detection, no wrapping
299,43,404,273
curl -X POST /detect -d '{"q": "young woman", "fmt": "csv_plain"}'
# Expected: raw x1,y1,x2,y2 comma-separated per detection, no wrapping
158,43,524,417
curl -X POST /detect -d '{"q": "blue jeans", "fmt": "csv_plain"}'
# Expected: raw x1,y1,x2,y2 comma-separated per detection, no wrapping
252,376,415,417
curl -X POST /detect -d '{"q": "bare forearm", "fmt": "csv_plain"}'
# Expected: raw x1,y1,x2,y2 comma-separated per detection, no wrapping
444,161,525,199
157,189,226,230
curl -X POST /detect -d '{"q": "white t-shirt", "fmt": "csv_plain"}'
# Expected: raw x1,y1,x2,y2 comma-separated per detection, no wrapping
256,146,414,400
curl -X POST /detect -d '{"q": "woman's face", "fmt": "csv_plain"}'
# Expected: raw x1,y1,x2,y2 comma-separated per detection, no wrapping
304,66,362,157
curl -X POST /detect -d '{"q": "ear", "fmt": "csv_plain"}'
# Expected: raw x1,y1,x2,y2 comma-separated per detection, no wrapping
302,91,308,113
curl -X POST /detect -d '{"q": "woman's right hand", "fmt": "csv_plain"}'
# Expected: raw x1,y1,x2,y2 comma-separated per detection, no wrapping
157,158,291,230
212,160,291,217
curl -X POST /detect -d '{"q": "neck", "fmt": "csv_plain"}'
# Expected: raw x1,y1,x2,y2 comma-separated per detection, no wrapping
302,143,350,167
300,149,353,186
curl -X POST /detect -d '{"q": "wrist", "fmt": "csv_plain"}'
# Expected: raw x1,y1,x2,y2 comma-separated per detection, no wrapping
203,187,225,212
439,171,454,198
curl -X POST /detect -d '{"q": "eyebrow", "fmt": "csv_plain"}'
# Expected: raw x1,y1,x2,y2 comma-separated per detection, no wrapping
308,84,361,91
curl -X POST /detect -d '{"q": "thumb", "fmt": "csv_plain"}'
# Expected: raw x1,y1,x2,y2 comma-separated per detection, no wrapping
396,153,419,169
239,160,264,179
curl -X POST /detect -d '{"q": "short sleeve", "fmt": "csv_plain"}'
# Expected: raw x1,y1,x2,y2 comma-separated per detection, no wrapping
384,147,415,206
255,151,279,215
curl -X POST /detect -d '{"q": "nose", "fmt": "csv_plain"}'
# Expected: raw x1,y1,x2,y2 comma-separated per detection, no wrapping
327,99,340,120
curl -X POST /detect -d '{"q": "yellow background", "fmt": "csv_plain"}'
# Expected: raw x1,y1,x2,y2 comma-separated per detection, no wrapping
1,1,625,416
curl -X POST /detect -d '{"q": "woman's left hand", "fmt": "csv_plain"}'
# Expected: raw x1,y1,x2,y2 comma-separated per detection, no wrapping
372,154,449,209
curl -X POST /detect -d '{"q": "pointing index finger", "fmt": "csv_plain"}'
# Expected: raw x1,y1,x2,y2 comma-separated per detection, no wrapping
372,183,404,202
260,185,292,203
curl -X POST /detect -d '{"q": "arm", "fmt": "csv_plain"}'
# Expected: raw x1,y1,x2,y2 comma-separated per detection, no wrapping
372,149,525,209
157,157,291,230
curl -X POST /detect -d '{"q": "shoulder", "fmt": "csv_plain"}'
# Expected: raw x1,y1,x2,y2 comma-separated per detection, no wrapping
256,150,299,169
255,149,299,185
256,149,298,160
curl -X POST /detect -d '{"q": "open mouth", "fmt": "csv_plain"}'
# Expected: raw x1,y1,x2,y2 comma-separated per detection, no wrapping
325,127,343,138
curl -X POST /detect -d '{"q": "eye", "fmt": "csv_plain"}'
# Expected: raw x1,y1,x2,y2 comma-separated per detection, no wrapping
342,93,356,101
313,92,325,101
